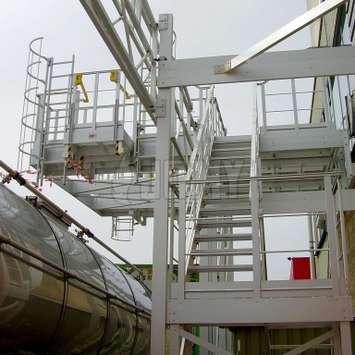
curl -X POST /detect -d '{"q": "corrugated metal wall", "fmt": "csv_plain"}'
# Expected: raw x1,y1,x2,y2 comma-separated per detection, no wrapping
233,327,268,354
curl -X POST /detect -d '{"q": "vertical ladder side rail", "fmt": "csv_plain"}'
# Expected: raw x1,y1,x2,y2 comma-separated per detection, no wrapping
250,84,261,296
18,38,55,185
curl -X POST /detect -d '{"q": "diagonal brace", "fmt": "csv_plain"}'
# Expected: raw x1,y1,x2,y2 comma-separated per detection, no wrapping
215,0,348,73
179,328,234,355
284,329,337,355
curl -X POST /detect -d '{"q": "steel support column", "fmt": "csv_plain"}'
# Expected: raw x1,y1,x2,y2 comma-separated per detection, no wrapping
340,322,353,354
150,13,174,355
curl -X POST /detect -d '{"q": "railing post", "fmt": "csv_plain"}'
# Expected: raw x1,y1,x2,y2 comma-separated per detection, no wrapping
291,79,299,129
336,178,350,295
324,176,340,296
168,192,175,297
178,181,186,302
251,86,261,296
251,178,261,297
308,215,316,280
260,83,267,128
92,72,99,131
321,77,333,127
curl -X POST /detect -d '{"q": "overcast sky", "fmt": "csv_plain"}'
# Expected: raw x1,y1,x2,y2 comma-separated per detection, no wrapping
0,1,311,278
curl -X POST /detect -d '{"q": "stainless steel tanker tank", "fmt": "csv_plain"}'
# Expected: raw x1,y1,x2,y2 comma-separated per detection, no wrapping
0,184,151,354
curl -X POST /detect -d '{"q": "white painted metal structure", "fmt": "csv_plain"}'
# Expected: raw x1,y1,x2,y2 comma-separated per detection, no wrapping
18,0,355,354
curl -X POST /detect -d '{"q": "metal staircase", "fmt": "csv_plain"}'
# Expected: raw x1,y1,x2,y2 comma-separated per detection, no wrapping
188,137,254,277
169,82,354,355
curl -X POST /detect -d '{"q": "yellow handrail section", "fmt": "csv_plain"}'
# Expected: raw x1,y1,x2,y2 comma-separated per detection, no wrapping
74,73,89,103
110,70,132,100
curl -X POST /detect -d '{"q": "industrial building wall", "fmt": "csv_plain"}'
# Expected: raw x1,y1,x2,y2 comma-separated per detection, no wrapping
343,211,355,314
342,211,355,350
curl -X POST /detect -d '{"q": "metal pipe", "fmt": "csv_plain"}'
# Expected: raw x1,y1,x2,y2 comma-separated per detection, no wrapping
0,233,149,315
0,184,152,354
0,160,143,277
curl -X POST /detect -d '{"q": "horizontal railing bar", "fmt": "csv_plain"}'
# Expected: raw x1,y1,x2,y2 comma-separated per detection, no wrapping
52,60,74,65
265,90,324,96
260,248,329,254
266,108,323,113
171,171,343,185
262,212,327,217
51,68,123,79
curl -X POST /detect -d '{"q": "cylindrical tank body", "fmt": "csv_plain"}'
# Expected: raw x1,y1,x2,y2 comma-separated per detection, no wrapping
0,184,151,354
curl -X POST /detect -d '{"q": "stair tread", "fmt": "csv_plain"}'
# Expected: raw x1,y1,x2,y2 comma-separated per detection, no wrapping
208,164,250,169
198,220,252,228
210,156,251,161
206,174,251,180
188,264,253,273
203,194,250,201
195,234,252,242
190,248,253,256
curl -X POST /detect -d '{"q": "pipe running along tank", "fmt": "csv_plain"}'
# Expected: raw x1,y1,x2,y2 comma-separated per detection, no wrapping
0,184,151,354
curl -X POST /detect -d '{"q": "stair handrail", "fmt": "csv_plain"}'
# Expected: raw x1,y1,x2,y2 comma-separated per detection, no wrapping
184,87,225,273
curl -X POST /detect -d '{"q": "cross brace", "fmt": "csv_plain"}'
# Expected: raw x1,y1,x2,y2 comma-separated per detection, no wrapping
283,329,337,355
178,328,234,355
215,0,347,73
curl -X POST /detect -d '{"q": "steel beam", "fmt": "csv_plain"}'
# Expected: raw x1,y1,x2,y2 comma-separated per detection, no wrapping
259,128,348,151
168,297,352,325
215,0,347,73
170,280,335,299
80,0,155,120
158,46,355,88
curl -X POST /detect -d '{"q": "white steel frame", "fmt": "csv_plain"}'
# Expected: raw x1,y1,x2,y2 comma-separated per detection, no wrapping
21,0,355,354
